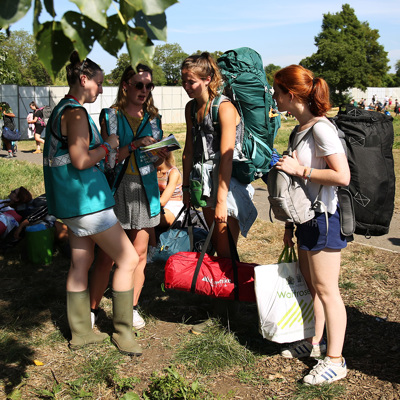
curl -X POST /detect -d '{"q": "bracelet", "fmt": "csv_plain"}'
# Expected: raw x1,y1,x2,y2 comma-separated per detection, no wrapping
99,144,109,155
306,168,314,182
128,141,137,153
103,142,112,152
302,167,308,179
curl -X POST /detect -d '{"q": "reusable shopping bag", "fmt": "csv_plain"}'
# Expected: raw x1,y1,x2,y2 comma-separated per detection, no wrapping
254,246,315,343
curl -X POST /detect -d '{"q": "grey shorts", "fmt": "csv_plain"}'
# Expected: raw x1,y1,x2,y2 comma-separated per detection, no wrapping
62,208,118,237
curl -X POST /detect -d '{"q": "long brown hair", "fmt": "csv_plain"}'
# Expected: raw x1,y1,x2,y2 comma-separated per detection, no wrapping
113,64,158,120
274,65,331,116
181,52,222,100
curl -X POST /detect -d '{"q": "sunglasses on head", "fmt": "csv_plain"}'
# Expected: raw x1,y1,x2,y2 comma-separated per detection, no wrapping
127,81,155,91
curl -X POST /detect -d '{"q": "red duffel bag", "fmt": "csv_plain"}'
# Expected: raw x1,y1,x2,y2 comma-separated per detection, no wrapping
164,222,259,302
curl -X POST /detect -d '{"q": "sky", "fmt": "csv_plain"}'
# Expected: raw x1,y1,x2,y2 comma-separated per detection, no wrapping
10,0,400,74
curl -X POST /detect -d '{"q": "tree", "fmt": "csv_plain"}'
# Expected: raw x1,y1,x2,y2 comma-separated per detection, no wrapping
394,60,400,86
0,29,51,85
153,43,188,85
0,0,177,80
264,64,281,86
193,50,224,61
0,32,16,83
300,4,389,105
108,52,166,86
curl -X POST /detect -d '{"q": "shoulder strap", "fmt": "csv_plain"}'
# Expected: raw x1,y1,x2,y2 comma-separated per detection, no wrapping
211,95,223,129
100,108,118,136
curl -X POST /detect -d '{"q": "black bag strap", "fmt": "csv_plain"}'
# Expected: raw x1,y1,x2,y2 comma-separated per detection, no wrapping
167,205,197,251
190,222,241,301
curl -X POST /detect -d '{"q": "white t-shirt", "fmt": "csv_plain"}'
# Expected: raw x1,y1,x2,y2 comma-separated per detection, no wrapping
290,119,345,214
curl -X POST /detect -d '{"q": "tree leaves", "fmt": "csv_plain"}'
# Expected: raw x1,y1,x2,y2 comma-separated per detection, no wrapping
0,0,177,80
69,0,112,28
61,12,104,59
35,21,75,79
0,0,31,30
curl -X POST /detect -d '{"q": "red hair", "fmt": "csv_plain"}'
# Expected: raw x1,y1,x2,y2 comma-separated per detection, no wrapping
274,65,331,116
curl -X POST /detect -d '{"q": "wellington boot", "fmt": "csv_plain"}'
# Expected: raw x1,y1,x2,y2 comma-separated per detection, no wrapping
67,290,108,349
111,289,142,356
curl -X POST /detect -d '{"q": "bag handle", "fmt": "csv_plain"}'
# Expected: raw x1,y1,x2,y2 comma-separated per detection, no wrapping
277,245,298,263
190,221,241,301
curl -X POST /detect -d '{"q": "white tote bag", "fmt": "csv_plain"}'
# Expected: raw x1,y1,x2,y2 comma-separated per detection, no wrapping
254,246,315,343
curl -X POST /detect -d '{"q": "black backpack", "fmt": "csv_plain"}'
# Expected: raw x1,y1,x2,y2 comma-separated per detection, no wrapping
38,105,53,126
333,107,395,236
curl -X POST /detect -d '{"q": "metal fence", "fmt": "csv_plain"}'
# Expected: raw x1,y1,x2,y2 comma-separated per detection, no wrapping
0,84,190,139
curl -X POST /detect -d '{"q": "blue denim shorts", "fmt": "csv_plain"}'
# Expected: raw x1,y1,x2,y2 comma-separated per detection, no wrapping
62,207,118,237
206,177,258,237
295,208,347,251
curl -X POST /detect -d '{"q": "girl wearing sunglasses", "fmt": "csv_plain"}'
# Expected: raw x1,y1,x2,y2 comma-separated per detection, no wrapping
90,64,167,331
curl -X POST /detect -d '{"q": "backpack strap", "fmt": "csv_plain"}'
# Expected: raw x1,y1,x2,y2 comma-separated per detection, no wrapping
211,95,223,129
191,99,213,161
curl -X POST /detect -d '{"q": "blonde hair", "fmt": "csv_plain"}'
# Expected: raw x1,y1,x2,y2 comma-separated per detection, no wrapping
113,64,158,119
181,52,222,100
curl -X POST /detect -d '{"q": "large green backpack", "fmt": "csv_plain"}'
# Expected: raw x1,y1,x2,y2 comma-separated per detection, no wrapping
213,47,281,183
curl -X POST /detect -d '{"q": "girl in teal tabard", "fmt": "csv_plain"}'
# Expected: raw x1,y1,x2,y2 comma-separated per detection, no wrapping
89,65,167,330
43,51,142,356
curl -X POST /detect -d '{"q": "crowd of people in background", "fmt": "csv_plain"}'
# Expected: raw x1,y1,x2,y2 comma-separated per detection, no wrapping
350,95,399,116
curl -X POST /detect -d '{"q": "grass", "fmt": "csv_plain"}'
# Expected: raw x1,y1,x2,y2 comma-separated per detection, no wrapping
174,321,256,374
293,382,346,400
1,115,400,399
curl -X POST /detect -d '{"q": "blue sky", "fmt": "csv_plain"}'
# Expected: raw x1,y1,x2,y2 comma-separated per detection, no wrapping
11,0,400,74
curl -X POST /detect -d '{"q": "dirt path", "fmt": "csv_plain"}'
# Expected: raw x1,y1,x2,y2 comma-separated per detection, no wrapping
4,148,399,253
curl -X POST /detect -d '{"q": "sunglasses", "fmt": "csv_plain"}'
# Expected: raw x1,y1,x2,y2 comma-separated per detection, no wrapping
127,81,155,91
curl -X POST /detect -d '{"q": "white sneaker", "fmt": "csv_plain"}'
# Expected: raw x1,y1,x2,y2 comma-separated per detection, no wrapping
132,309,146,330
281,339,326,359
303,356,347,385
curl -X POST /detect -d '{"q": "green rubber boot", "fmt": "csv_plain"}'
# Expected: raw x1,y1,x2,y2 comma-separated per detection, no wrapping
111,289,142,356
67,289,108,349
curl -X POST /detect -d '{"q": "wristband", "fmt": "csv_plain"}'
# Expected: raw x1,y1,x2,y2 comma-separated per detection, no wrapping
128,141,137,153
307,168,314,182
103,142,112,152
99,144,109,155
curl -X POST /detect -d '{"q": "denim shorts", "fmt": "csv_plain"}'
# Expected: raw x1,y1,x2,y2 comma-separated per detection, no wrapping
206,176,258,237
295,208,347,251
62,207,118,237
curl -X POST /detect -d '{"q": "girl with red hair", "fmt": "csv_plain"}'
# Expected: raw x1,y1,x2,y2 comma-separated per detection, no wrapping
273,65,350,385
